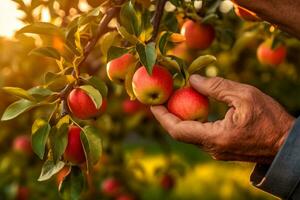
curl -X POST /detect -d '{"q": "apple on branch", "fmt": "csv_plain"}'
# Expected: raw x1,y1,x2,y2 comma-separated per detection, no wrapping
257,42,287,66
106,53,136,84
180,20,215,50
132,65,173,105
64,125,86,164
67,88,107,120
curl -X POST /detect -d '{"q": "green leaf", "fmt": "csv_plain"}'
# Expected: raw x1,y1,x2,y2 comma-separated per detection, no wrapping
59,166,84,200
29,47,61,60
100,31,119,58
28,87,53,98
79,85,102,109
50,124,68,163
31,119,51,160
136,42,157,74
85,77,108,97
120,1,140,36
158,32,171,55
1,99,36,121
38,160,65,182
188,55,217,74
117,26,140,45
46,75,69,92
125,61,139,100
17,22,63,36
80,126,102,172
2,87,35,101
202,14,219,24
107,46,130,62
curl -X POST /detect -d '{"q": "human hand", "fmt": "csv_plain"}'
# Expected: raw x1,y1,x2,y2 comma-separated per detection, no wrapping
232,0,300,38
151,75,295,164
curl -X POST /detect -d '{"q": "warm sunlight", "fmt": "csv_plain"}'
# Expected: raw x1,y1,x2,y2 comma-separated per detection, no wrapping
0,0,24,38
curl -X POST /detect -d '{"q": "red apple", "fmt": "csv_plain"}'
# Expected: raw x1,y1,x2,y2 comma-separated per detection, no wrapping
116,194,135,200
257,42,287,66
234,5,261,21
180,20,215,50
106,53,136,83
101,178,121,196
167,43,194,63
64,125,86,164
122,99,145,114
160,174,175,191
13,135,32,155
132,65,173,105
67,88,106,119
16,186,29,200
168,87,209,121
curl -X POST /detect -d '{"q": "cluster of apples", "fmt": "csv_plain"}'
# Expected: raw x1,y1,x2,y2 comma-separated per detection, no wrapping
108,57,209,121
107,19,213,121
232,2,287,66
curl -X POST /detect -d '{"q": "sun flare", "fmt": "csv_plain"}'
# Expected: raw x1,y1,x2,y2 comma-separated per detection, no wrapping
0,0,24,38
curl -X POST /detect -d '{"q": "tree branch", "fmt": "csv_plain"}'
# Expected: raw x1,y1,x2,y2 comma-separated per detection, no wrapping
77,6,121,69
149,0,168,42
61,3,123,116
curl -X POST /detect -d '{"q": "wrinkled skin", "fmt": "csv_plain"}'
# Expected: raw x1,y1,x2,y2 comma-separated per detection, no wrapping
151,75,295,164
232,0,300,38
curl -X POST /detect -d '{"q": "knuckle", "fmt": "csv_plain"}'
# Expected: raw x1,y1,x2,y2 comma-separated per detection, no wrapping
243,85,258,99
208,77,226,94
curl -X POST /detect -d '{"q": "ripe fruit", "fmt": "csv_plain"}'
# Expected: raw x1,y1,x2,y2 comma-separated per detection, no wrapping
17,186,29,200
13,135,32,155
160,174,175,190
64,126,86,164
122,99,144,114
257,42,287,66
106,53,136,83
116,194,135,200
180,20,215,50
234,5,260,21
132,65,173,105
101,178,121,196
167,43,194,63
167,87,209,121
67,88,106,119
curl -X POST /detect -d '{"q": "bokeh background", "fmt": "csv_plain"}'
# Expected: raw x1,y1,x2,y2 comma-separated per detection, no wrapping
1,0,300,199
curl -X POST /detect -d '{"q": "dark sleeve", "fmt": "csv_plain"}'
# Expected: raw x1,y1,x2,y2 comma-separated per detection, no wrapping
250,116,300,200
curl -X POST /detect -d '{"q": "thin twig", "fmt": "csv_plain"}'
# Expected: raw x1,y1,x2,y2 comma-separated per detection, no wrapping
149,0,168,42
77,6,121,69
61,3,123,116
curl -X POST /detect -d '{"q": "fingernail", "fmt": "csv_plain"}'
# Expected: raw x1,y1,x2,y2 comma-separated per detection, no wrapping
190,75,206,84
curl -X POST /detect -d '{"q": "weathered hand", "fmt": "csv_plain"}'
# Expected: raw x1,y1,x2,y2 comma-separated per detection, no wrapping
151,75,295,164
232,0,300,38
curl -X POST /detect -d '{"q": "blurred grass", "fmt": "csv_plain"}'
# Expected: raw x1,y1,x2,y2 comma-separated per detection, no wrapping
125,134,276,200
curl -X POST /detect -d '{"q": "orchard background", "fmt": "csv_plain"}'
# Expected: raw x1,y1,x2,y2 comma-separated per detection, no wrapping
1,0,300,199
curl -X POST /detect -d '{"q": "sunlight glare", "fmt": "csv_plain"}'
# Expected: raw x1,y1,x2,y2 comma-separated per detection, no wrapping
0,0,24,38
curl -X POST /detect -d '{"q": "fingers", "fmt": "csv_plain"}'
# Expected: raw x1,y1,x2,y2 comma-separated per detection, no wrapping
150,106,181,133
231,0,263,12
151,106,219,144
189,75,238,104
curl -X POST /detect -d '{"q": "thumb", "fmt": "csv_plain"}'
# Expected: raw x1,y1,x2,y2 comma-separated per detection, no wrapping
231,0,263,13
189,75,235,104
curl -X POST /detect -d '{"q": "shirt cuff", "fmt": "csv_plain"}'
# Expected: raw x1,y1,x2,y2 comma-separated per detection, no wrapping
250,116,300,199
